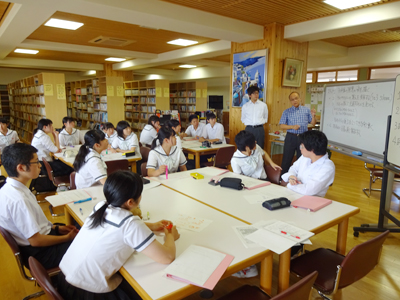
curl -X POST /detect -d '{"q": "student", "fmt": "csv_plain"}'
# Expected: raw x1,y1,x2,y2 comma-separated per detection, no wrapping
101,122,118,146
59,116,84,147
73,130,108,189
199,112,226,144
281,130,335,197
140,115,160,146
147,126,187,177
0,143,78,269
111,121,139,153
231,130,281,179
181,114,205,139
58,171,180,300
0,117,20,156
166,119,182,150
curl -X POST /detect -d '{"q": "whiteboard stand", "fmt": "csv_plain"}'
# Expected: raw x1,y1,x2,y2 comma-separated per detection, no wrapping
353,116,400,237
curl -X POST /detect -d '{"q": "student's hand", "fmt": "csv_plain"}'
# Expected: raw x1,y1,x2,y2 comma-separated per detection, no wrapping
150,220,172,231
66,228,79,240
158,165,167,175
52,130,59,137
311,109,316,117
56,149,62,153
195,135,200,139
198,137,206,143
292,125,301,130
288,176,300,185
58,225,78,235
270,162,282,171
109,148,117,153
164,225,180,241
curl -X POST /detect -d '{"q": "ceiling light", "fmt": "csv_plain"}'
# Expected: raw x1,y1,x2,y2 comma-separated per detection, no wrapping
88,70,96,75
105,57,126,62
14,49,39,54
44,18,84,30
179,64,197,68
167,39,198,46
323,0,378,10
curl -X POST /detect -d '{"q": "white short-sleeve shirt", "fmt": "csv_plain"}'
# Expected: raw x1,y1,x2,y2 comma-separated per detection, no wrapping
231,144,267,179
147,145,187,173
185,122,205,138
31,129,59,161
75,149,107,189
0,129,20,152
176,135,182,150
60,200,156,293
111,133,138,151
0,178,52,246
241,100,268,126
140,124,157,146
105,131,117,145
201,123,226,143
59,128,84,147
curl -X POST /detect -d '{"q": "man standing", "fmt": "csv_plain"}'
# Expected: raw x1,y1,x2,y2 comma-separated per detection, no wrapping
241,86,268,148
279,91,316,175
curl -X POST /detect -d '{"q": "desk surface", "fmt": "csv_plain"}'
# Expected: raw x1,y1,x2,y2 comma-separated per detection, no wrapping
182,140,234,153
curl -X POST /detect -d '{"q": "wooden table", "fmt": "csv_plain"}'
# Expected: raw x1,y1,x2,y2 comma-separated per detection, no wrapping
181,140,235,169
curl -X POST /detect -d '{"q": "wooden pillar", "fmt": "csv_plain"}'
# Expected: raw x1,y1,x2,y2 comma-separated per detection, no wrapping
229,23,308,155
98,64,133,81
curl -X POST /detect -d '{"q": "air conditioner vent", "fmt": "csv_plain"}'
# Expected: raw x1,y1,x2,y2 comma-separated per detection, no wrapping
89,36,135,47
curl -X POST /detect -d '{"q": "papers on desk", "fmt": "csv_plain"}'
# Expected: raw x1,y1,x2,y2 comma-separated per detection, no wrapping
243,189,299,204
174,214,212,232
45,189,93,207
164,245,234,290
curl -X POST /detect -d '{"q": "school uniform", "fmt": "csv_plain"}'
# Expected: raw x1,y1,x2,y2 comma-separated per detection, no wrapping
0,178,71,269
185,122,205,138
31,129,59,162
147,145,187,173
58,200,155,299
241,100,268,148
0,129,19,153
281,153,335,197
75,149,107,189
105,131,117,145
111,133,139,151
201,122,226,143
59,128,84,147
231,144,267,179
140,124,157,146
176,135,182,150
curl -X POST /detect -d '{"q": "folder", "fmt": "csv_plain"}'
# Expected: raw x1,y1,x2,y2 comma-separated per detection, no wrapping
291,195,332,212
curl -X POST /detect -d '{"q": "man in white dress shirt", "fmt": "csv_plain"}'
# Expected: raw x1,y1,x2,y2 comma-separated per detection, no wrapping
241,86,268,148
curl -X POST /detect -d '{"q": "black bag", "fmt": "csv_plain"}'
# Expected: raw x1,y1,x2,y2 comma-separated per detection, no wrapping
0,175,6,189
219,178,244,190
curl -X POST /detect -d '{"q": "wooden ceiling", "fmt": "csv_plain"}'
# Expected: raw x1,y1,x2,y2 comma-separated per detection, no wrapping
207,55,231,63
323,28,400,47
0,1,10,25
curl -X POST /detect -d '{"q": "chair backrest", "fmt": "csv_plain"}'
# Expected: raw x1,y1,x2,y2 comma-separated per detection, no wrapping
272,271,318,300
264,165,281,185
105,159,129,176
141,162,148,177
42,158,54,182
69,172,76,190
140,146,150,162
214,146,235,169
338,230,389,289
28,257,64,300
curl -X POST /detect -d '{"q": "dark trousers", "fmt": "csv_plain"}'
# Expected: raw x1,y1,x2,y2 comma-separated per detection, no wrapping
281,133,301,175
245,126,265,149
31,161,74,192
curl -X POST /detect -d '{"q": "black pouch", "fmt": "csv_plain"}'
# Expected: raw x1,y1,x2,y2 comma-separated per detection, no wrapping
125,151,136,157
219,178,244,190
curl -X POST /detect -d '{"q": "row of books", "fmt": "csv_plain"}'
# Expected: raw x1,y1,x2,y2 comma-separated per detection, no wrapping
12,95,45,105
14,104,46,115
139,97,156,104
142,105,156,113
15,112,44,123
125,97,140,103
169,91,196,97
94,103,107,110
180,105,196,112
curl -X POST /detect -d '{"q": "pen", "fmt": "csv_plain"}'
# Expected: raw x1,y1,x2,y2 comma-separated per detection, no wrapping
80,208,83,216
165,166,168,179
281,231,300,239
74,198,92,204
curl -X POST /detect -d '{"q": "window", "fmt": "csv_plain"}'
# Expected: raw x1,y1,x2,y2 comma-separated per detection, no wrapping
337,70,358,81
370,67,400,80
317,71,336,83
306,73,313,83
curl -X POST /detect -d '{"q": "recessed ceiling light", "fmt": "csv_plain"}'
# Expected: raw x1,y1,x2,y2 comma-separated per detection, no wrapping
105,57,126,62
179,64,197,68
14,48,39,54
167,39,198,46
323,0,378,10
88,70,96,75
44,18,84,30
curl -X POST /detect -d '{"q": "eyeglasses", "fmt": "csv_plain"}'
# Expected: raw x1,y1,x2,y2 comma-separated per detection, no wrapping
28,160,41,166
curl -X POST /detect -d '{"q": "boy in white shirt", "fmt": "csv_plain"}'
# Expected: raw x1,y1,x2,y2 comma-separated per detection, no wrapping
0,143,78,269
181,114,205,139
281,130,335,197
199,113,226,144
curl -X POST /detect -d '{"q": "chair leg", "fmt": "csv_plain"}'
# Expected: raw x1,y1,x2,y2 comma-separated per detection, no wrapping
22,291,45,300
317,290,332,300
49,205,65,217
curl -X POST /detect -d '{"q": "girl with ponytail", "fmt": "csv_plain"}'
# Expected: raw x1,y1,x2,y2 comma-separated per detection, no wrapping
147,126,187,177
73,130,108,189
58,171,180,300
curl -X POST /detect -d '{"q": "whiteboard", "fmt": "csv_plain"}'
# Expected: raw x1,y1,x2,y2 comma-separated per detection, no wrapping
321,80,395,158
388,75,400,167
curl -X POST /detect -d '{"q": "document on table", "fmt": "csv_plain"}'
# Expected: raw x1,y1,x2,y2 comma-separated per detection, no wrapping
174,214,213,232
232,225,260,248
243,189,299,204
45,189,93,207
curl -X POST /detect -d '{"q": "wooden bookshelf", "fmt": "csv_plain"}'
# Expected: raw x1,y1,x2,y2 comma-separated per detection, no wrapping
66,76,124,128
169,81,207,128
124,80,169,135
0,85,10,118
8,73,67,143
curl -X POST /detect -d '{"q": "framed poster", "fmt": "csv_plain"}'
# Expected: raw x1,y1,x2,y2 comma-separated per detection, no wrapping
282,58,304,87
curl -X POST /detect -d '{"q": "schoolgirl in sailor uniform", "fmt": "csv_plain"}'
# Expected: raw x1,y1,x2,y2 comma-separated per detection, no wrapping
140,115,160,146
59,117,84,147
165,119,182,150
111,121,139,153
101,122,118,147
0,117,20,154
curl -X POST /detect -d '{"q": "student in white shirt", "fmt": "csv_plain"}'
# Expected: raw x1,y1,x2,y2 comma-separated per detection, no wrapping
59,116,84,147
231,130,281,180
0,117,20,159
0,143,78,269
166,119,182,150
199,112,226,144
147,126,187,177
101,122,117,151
181,114,205,139
58,171,180,300
111,121,139,153
140,115,160,146
281,130,335,197
74,130,108,189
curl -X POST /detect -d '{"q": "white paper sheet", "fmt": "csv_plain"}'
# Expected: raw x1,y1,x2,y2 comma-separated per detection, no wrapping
174,214,212,232
46,189,93,207
246,229,297,254
232,225,261,248
263,220,314,243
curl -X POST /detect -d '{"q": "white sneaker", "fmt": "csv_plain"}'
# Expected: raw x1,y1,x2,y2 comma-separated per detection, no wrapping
231,265,258,278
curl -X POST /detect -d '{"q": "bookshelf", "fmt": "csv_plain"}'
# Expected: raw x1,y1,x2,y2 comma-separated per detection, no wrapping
8,73,67,143
0,85,10,118
124,80,169,135
169,81,207,128
66,76,124,128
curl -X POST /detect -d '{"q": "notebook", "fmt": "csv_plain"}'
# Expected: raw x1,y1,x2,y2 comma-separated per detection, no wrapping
291,195,332,212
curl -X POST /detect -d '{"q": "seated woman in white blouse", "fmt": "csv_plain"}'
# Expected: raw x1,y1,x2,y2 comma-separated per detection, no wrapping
59,117,84,147
147,126,187,177
281,130,335,197
140,115,160,146
111,121,139,153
